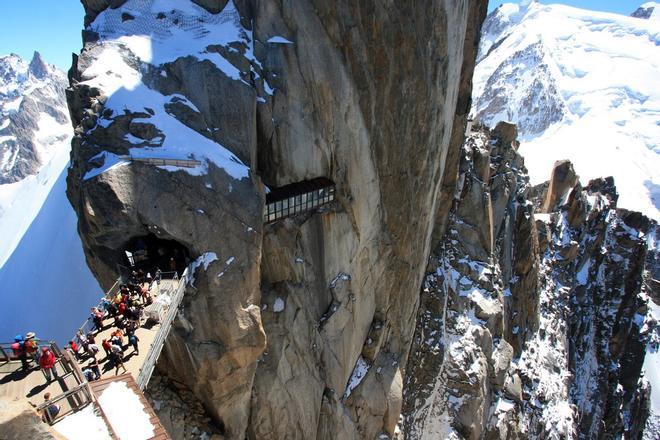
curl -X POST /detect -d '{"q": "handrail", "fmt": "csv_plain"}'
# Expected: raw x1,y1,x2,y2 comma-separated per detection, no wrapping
37,382,91,425
35,343,93,425
136,267,188,390
73,277,123,340
118,155,201,168
0,340,57,365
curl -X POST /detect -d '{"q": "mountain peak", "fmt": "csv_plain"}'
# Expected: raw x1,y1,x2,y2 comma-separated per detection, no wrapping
632,2,660,19
28,51,49,79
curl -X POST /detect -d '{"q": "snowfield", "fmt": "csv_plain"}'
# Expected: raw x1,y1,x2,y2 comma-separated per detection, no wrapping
473,1,660,220
82,0,256,180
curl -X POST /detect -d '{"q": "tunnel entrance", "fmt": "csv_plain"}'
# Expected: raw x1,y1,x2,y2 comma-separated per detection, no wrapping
122,234,191,276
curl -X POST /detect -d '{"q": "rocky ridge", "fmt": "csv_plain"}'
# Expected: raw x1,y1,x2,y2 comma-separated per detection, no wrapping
66,0,488,439
0,52,68,184
631,2,660,19
401,124,659,439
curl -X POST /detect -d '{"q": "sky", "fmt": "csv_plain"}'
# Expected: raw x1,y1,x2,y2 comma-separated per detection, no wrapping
0,1,84,70
0,1,649,71
488,0,646,14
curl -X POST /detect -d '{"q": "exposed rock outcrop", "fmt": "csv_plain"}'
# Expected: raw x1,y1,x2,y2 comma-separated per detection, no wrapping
67,0,488,438
0,400,65,440
401,127,658,439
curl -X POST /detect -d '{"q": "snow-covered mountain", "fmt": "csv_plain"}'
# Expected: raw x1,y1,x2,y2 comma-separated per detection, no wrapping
0,52,68,184
472,1,660,221
0,52,102,343
0,52,72,266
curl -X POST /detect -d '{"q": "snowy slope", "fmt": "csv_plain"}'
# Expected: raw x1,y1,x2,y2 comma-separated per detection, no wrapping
0,166,102,344
472,1,660,220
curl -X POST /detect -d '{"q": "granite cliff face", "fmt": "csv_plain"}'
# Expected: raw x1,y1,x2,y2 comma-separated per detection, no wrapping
401,125,659,439
67,0,488,438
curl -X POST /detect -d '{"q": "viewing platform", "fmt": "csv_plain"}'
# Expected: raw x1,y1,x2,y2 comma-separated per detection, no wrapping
264,177,336,223
0,267,190,439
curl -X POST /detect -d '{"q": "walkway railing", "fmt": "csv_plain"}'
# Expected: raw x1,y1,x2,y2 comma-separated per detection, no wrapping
74,277,122,340
72,270,177,340
0,340,61,370
136,267,189,390
38,348,93,424
119,155,201,168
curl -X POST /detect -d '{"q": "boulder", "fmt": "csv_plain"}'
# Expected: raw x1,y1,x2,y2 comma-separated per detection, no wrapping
491,121,518,147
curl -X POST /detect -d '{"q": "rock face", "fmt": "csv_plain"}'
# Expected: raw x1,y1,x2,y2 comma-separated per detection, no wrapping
67,1,488,439
401,127,659,439
473,41,565,137
631,2,659,19
0,400,65,440
0,52,69,184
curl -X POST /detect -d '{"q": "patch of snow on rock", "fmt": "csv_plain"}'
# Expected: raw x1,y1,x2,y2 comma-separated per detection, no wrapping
343,356,371,399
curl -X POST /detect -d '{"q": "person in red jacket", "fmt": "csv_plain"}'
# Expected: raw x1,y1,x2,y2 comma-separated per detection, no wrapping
39,347,58,382
101,339,112,358
68,340,81,361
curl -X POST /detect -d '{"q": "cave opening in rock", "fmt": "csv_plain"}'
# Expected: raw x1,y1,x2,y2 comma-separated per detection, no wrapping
122,233,191,276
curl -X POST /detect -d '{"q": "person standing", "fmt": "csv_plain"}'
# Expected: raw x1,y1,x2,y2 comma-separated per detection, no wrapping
91,308,104,333
39,347,58,382
68,340,81,361
11,335,29,371
76,331,89,353
88,359,101,380
24,332,40,363
87,343,100,361
110,343,126,375
128,334,140,355
101,339,112,357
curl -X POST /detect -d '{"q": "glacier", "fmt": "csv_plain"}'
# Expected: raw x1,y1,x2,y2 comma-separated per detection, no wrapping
473,1,660,221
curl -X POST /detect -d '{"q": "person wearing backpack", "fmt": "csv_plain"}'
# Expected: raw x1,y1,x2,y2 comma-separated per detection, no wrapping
11,335,29,370
24,332,40,363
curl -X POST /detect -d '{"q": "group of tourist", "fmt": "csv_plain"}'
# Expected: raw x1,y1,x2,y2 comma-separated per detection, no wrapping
10,269,157,383
9,332,58,379
80,269,154,377
8,267,170,425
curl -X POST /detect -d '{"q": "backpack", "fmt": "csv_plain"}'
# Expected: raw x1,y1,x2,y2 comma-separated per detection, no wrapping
11,342,23,356
83,369,94,381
